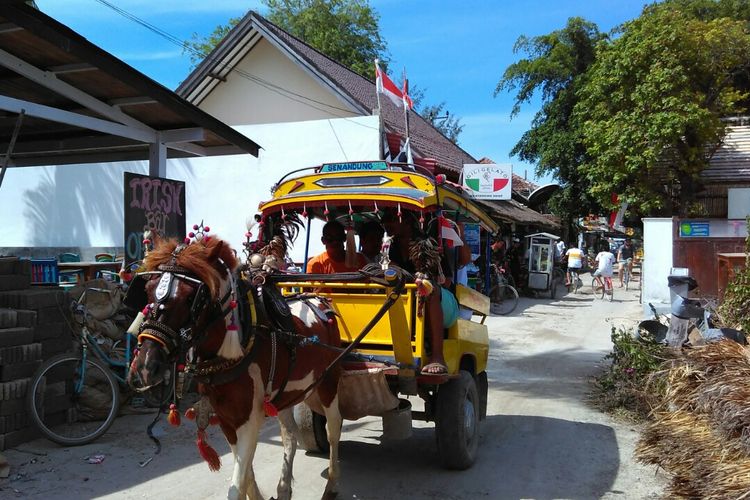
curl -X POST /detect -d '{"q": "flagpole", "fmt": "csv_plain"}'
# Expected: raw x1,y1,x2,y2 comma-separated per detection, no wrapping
375,59,385,161
402,67,411,164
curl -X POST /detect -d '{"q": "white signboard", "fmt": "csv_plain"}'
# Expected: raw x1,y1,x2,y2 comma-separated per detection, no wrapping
462,163,512,200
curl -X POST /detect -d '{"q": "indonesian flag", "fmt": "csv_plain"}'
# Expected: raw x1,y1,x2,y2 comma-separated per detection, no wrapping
439,216,463,248
402,79,414,110
376,60,407,109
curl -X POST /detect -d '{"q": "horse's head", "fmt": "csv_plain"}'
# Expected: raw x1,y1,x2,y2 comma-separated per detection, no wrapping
126,235,238,392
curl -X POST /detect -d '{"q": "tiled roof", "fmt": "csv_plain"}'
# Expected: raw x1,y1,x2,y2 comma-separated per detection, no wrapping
702,124,750,183
179,11,478,175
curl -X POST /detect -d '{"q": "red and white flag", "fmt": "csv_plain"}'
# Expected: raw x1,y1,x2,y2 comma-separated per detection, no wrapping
375,60,406,108
402,79,413,110
439,217,463,248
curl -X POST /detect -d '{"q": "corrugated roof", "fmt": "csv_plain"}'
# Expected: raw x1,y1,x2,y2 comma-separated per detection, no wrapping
0,2,260,168
178,11,477,174
702,124,750,183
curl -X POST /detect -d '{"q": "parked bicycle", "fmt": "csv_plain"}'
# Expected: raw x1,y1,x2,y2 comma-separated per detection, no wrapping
591,274,614,301
488,263,519,315
27,286,174,446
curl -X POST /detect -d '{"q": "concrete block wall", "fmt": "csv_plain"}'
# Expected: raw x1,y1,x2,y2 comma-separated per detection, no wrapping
0,257,73,450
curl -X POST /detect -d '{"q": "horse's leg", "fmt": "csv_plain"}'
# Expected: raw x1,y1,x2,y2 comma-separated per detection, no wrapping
228,366,266,500
274,407,298,500
321,394,342,500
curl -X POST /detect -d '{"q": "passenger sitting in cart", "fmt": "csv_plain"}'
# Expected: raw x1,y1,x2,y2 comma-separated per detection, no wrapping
359,221,385,264
306,220,366,274
382,211,459,375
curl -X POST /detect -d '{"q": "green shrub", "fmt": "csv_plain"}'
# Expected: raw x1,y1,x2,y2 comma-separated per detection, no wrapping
593,326,667,419
717,218,750,332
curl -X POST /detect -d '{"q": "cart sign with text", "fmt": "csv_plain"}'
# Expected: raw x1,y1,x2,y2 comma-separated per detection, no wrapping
124,172,186,263
462,164,512,200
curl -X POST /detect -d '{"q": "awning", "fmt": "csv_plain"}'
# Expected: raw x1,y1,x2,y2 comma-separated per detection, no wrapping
0,2,260,178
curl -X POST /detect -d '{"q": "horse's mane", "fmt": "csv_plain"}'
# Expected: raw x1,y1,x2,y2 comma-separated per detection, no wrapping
144,236,239,298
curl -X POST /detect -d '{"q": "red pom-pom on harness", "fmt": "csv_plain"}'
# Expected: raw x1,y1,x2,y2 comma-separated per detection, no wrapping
197,429,221,472
167,403,180,426
263,395,278,417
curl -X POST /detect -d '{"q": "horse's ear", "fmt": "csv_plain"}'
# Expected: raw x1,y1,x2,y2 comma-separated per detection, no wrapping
205,238,225,263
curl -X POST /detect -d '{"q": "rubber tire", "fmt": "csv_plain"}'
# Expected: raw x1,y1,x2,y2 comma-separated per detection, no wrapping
293,403,329,454
490,284,519,315
435,370,480,470
592,278,605,300
476,371,488,421
27,353,120,446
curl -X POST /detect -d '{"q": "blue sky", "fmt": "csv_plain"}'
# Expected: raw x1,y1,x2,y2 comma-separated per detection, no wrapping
36,0,650,184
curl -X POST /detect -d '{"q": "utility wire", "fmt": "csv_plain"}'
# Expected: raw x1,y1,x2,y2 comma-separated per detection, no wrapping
92,0,370,120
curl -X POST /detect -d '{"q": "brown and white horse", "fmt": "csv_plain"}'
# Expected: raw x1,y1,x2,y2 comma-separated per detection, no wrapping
126,235,342,500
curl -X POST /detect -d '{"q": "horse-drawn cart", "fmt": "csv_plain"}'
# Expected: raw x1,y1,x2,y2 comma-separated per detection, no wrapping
257,160,498,469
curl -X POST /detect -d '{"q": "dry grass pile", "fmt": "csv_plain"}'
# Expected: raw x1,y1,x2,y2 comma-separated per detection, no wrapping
636,340,750,498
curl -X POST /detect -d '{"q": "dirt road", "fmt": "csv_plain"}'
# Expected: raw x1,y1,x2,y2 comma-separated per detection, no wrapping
1,276,665,499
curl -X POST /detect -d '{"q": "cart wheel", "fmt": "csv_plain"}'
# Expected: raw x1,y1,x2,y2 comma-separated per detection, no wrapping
435,370,480,470
476,371,488,420
293,403,329,454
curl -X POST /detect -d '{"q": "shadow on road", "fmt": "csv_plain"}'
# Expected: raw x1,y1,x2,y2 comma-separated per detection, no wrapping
333,414,620,500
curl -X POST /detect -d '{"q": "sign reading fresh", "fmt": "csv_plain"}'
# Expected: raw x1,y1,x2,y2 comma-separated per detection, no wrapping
462,163,512,200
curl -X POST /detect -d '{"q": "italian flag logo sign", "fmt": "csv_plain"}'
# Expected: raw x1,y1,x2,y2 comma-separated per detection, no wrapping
462,164,512,200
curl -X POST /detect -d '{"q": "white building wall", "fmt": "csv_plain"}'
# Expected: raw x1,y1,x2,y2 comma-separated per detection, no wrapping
2,116,379,263
198,38,359,126
642,217,674,315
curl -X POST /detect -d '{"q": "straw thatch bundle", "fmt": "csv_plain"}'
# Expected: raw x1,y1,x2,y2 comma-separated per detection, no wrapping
637,340,750,498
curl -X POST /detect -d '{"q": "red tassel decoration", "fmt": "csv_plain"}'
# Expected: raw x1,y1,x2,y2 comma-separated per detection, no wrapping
196,429,221,472
263,395,278,417
209,414,220,426
167,403,180,426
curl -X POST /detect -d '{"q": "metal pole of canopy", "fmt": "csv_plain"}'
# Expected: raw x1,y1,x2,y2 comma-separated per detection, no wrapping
484,228,491,295
303,216,312,271
0,110,25,190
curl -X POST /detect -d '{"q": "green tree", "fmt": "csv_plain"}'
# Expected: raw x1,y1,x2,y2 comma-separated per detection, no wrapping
185,0,389,77
577,4,750,215
420,102,464,144
495,17,605,227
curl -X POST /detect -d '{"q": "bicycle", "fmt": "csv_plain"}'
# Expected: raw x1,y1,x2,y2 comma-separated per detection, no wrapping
591,274,614,301
27,287,174,446
620,258,633,290
567,268,583,294
488,264,519,315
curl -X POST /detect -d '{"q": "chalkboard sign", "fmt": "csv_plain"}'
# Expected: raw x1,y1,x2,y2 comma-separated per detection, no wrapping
124,172,186,263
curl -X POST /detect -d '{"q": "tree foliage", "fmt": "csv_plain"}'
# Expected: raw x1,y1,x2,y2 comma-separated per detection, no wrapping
264,0,389,77
495,17,605,225
185,0,389,77
497,1,750,218
577,3,750,215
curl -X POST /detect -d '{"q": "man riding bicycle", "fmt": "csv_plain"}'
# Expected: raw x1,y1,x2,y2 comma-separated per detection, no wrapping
617,239,635,288
564,242,583,287
594,244,616,287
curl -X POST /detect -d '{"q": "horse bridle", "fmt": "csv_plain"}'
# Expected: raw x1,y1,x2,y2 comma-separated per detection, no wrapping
127,263,232,358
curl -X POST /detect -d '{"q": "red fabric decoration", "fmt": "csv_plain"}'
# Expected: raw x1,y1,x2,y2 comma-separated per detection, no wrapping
184,407,196,420
167,403,180,426
209,414,220,426
263,395,278,417
197,429,221,472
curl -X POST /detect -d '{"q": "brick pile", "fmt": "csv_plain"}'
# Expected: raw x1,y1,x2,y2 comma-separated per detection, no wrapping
0,257,72,450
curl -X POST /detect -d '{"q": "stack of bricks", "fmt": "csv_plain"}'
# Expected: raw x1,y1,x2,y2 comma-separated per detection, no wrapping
0,257,72,450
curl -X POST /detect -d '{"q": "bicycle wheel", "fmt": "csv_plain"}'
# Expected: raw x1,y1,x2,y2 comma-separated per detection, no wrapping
607,280,614,302
571,272,580,293
28,352,120,446
490,285,519,315
624,269,630,291
591,278,605,299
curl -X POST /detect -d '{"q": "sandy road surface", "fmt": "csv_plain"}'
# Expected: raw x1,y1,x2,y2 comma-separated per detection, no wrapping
1,275,665,499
